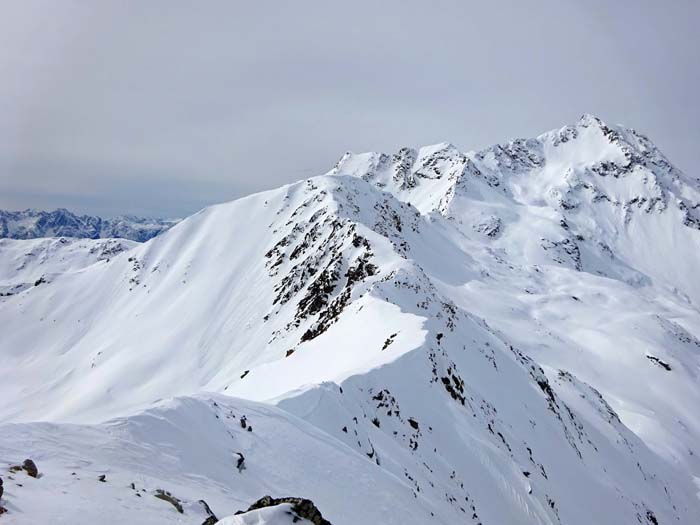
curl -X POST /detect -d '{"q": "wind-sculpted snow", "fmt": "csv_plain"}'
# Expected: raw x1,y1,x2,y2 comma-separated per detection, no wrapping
1,115,699,524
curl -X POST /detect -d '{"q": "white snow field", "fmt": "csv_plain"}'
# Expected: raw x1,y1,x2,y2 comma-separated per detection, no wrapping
0,237,137,297
1,115,699,524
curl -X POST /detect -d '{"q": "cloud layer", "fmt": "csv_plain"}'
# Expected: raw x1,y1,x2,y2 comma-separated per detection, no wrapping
1,0,698,217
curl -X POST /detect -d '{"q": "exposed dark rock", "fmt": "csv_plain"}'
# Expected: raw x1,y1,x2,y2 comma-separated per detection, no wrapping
296,263,341,320
475,216,503,238
646,355,672,371
0,476,3,499
300,288,350,343
154,489,183,514
345,252,377,288
440,370,466,405
198,499,218,525
98,474,106,482
236,452,246,473
646,509,659,525
22,459,38,478
236,495,332,525
382,333,397,350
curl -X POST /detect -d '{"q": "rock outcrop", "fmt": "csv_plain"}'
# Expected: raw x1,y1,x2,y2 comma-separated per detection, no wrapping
236,496,332,525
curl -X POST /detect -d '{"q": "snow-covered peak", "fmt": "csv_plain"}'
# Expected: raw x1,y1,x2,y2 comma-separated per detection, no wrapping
332,115,698,214
327,117,700,299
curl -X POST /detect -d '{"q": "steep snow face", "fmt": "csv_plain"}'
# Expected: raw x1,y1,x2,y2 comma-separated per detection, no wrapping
329,113,700,495
1,116,700,524
0,208,176,241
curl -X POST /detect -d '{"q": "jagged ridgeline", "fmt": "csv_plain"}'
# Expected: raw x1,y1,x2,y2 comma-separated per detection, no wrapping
0,115,699,524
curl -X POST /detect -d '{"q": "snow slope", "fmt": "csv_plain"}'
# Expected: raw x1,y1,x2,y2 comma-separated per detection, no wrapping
0,395,425,524
0,237,137,296
1,115,699,524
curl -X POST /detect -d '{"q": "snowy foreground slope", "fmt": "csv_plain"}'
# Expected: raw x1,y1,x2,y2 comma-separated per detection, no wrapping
1,115,700,524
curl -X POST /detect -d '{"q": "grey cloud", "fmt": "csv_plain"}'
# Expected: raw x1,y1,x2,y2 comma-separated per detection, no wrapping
1,0,698,217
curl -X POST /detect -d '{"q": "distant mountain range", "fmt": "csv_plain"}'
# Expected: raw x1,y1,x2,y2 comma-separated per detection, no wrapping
0,208,177,242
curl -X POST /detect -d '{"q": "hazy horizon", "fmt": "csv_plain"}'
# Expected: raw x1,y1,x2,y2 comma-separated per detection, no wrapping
1,0,698,218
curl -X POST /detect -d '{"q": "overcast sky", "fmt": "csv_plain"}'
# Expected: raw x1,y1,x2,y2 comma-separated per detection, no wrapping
1,1,698,218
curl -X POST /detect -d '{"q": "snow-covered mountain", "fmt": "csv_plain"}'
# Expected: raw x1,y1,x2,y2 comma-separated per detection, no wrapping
0,237,137,297
0,208,176,241
1,115,699,524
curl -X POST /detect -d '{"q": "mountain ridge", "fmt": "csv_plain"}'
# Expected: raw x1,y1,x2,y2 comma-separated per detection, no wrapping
0,208,177,242
1,115,699,524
